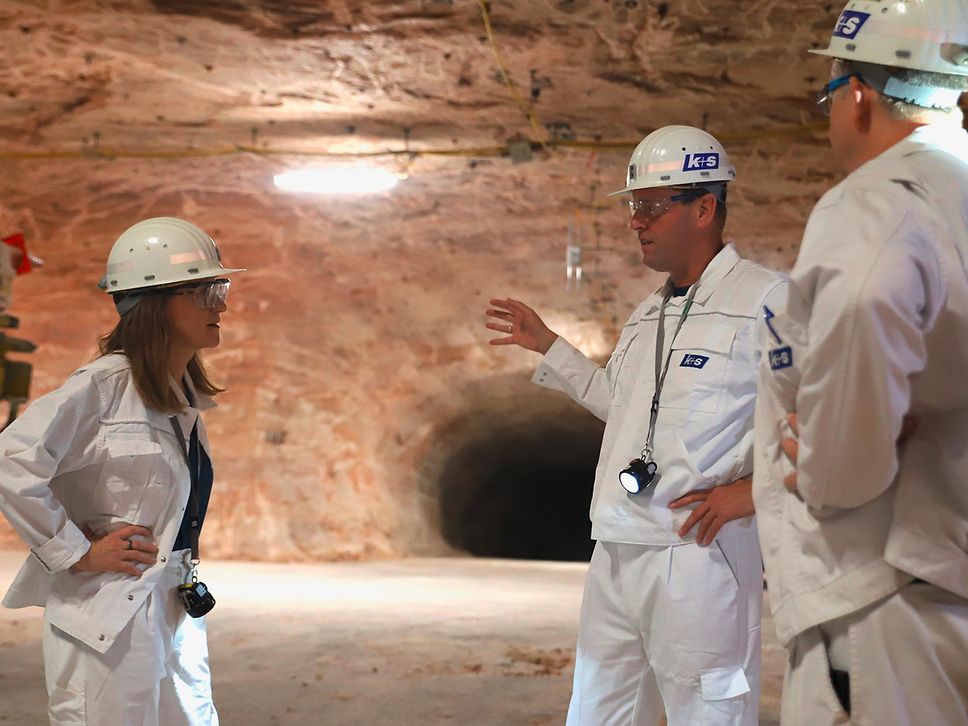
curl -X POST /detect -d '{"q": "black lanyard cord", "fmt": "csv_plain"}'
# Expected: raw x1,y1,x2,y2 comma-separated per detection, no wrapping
640,282,698,462
169,415,201,564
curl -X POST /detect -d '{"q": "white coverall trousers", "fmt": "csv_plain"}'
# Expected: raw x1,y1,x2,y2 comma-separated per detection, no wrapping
782,581,968,726
43,551,218,726
567,531,762,726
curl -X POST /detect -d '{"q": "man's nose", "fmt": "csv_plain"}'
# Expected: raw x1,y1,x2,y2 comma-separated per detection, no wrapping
629,211,648,232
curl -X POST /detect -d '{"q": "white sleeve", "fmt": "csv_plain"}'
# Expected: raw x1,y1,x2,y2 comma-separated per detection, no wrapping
753,277,791,365
0,370,102,572
532,336,613,421
794,194,944,510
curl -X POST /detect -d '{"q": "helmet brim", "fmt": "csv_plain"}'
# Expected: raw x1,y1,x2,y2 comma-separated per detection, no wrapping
808,48,840,60
106,267,246,294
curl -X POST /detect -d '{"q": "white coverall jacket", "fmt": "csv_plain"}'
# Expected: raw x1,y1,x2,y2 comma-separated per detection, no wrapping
534,243,786,724
1,353,211,648
535,243,786,545
753,124,968,647
0,353,218,723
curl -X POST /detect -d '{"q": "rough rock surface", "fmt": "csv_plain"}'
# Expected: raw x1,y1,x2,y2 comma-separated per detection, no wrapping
0,1,855,560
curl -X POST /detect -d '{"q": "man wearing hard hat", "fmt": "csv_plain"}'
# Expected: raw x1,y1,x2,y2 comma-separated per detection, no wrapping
753,1,968,723
487,126,786,725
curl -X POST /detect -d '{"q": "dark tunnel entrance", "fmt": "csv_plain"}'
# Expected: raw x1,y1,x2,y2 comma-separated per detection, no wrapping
438,414,605,562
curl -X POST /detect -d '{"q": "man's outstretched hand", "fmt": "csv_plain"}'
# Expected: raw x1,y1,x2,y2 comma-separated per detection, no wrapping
485,298,559,354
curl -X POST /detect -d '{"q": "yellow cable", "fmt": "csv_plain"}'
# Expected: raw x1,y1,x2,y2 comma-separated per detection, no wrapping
475,0,548,149
0,144,511,161
0,123,828,161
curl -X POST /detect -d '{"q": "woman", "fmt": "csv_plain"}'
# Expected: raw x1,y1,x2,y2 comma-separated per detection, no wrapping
0,216,243,725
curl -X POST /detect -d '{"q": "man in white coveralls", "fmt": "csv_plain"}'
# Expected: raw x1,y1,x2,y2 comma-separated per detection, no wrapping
487,125,786,725
753,1,968,723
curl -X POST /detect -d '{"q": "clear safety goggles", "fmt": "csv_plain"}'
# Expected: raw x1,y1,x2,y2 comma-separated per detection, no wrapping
815,72,862,117
167,278,231,310
627,191,705,221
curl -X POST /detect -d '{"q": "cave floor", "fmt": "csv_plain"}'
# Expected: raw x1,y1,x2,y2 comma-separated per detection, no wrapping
0,551,784,725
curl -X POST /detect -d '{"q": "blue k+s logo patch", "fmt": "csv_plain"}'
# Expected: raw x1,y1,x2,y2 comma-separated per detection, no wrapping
680,354,709,369
769,346,793,370
833,10,870,39
682,153,719,172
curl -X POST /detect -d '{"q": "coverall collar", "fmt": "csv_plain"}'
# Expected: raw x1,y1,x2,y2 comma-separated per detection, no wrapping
169,372,216,413
644,243,741,315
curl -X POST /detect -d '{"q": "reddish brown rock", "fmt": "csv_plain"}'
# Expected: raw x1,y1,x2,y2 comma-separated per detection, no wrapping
0,1,862,560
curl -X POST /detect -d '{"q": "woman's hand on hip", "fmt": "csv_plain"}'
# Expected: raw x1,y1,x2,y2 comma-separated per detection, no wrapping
71,524,159,577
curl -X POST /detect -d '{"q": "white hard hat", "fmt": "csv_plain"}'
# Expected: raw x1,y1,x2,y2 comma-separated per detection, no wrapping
610,125,736,197
811,0,968,76
102,217,244,294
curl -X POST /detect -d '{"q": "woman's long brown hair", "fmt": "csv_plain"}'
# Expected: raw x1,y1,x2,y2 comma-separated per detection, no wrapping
98,295,224,413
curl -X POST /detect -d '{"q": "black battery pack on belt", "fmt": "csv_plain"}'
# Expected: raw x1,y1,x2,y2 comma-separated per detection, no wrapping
178,581,216,618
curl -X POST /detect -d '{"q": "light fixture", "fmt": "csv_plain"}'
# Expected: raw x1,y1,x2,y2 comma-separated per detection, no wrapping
273,167,399,195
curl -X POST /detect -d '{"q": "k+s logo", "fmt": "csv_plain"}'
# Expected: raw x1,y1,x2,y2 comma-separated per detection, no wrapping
680,354,709,369
682,152,719,172
833,10,870,39
769,346,793,371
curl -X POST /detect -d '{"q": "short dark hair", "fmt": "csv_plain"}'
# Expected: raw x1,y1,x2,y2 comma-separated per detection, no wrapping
835,58,967,121
674,183,728,230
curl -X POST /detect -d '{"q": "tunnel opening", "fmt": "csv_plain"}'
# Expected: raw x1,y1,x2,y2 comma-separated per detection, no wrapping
438,414,604,562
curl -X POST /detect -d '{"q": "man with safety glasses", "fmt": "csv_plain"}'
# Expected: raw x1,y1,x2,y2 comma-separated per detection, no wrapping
487,125,786,725
753,1,968,723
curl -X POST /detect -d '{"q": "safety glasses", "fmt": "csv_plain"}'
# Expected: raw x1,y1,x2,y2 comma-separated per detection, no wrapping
627,191,705,221
815,72,862,117
167,279,231,310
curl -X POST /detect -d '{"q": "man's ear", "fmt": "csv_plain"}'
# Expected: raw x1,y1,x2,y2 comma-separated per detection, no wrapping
694,194,718,229
849,77,874,134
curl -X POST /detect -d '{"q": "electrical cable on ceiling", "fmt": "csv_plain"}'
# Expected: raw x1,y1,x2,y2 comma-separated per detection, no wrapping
474,0,549,149
0,122,828,162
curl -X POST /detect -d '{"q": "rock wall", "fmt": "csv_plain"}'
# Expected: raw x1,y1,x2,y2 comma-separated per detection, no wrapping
0,0,848,560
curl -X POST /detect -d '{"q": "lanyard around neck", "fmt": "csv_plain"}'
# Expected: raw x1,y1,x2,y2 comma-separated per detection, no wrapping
169,415,202,564
640,282,698,461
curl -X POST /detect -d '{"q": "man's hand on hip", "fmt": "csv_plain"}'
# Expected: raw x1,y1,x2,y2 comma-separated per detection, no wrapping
670,476,754,546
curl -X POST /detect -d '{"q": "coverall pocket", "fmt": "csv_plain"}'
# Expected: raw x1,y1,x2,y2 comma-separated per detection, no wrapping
666,322,736,414
105,437,163,458
99,437,164,520
699,666,750,724
606,327,642,401
48,684,86,724
820,642,851,718
713,538,741,589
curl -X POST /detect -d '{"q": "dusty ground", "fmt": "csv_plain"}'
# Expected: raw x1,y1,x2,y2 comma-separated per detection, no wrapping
0,550,784,725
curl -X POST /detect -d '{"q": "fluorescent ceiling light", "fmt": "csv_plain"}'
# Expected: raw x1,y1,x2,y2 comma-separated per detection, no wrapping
273,167,399,195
